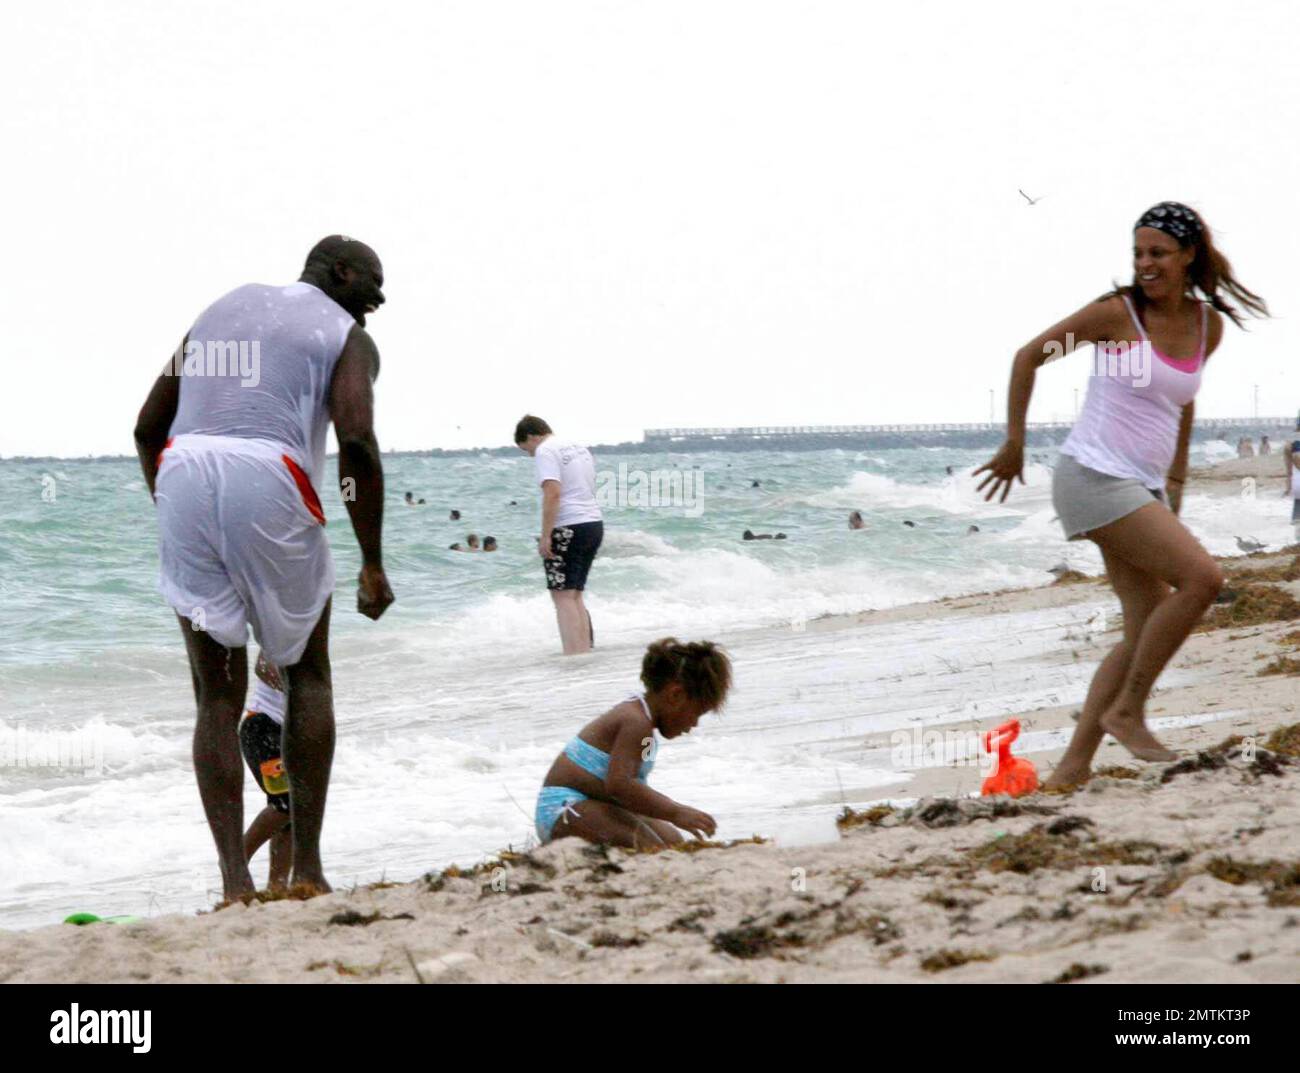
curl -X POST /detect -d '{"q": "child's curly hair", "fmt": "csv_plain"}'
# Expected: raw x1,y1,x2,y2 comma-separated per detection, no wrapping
640,638,732,711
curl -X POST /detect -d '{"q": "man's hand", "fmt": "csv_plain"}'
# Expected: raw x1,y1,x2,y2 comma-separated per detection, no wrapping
538,533,554,559
357,563,394,620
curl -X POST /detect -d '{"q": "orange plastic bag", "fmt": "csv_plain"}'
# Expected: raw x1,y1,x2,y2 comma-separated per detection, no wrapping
981,719,1038,797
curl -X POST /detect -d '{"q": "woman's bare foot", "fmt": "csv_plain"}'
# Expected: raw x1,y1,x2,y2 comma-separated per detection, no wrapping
1043,760,1091,791
1099,707,1178,762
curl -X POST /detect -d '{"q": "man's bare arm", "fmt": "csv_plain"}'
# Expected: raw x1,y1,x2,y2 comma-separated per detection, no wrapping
133,339,183,499
328,325,393,619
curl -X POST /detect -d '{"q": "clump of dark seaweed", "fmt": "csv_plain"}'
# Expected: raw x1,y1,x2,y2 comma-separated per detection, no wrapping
1265,723,1300,758
1049,962,1108,984
1199,583,1300,631
1223,554,1300,585
920,948,995,973
1258,655,1300,676
1205,856,1300,906
837,804,896,830
327,909,414,927
968,824,1164,875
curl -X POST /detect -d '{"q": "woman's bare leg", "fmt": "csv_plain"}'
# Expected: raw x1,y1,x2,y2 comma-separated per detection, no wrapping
1089,503,1224,761
1044,548,1169,787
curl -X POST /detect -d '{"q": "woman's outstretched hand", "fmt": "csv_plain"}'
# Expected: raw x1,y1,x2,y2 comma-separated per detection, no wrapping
973,440,1025,503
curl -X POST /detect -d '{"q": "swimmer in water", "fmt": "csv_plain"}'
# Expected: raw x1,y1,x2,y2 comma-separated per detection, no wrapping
849,511,866,530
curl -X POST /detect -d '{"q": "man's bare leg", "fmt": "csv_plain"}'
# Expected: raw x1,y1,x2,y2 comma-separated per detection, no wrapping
178,616,253,901
284,599,334,894
550,589,590,655
577,592,594,648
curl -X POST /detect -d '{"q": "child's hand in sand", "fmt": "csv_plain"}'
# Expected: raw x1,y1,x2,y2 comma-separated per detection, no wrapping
673,806,717,840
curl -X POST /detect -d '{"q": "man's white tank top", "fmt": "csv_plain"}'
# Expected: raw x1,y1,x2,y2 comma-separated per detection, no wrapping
168,282,354,490
1060,295,1207,489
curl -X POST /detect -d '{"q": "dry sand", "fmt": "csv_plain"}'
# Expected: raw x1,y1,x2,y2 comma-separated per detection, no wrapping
4,535,1299,983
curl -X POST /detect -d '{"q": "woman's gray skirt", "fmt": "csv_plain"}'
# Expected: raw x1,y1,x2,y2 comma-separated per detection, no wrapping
1052,453,1166,541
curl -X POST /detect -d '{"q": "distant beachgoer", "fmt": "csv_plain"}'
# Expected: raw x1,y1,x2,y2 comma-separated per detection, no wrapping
743,530,777,540
1259,435,1272,456
1238,436,1256,458
534,639,730,848
483,536,498,552
975,201,1265,783
966,525,981,535
450,509,461,521
134,235,395,899
240,654,292,891
848,510,866,530
449,543,462,551
514,415,603,655
945,465,954,476
466,533,481,551
751,480,761,488
1287,429,1300,541
902,520,916,528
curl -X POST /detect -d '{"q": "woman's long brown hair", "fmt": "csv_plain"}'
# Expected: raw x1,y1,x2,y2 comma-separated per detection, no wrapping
1102,208,1268,328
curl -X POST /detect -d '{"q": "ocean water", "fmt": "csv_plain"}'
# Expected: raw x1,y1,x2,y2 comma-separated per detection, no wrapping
0,440,1291,931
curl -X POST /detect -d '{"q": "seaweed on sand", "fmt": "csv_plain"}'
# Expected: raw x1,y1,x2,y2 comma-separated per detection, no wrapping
1258,655,1300,676
1049,962,1108,984
1205,857,1300,906
837,805,896,830
1199,583,1300,632
968,824,1165,875
1265,723,1300,758
920,948,995,973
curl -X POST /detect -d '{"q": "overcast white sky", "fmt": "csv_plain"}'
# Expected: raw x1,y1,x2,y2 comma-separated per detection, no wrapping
3,0,1297,457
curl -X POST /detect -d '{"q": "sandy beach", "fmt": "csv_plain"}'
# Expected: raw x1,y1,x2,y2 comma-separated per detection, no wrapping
4,521,1298,983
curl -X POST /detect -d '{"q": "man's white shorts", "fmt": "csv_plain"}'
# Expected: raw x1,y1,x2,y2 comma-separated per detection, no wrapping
155,434,334,666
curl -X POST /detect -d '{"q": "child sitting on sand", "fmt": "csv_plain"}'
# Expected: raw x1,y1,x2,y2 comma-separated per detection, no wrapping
239,653,293,890
534,638,731,849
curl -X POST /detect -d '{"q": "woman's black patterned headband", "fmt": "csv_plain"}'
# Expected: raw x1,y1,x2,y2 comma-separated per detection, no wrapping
1135,202,1203,246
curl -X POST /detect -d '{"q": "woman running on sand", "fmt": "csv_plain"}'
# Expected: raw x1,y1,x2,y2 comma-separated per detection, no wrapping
975,202,1267,785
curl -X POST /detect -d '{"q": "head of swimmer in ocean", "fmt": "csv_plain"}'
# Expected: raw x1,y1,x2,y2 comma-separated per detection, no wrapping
301,235,385,327
513,414,553,455
640,638,733,739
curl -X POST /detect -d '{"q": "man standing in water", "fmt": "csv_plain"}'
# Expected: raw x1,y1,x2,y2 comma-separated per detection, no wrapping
133,235,395,900
514,415,603,654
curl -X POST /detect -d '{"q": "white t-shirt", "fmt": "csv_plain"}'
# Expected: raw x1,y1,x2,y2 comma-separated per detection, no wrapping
534,437,602,527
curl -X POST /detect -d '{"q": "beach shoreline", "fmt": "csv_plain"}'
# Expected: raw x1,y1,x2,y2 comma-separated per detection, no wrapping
4,528,1298,982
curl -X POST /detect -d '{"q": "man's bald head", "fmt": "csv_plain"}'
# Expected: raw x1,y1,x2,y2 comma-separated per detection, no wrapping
300,234,385,327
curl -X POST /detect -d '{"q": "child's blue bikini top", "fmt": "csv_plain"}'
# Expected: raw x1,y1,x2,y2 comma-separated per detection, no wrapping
564,693,657,782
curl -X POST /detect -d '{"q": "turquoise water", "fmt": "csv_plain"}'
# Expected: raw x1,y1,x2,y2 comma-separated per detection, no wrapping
0,440,1289,930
